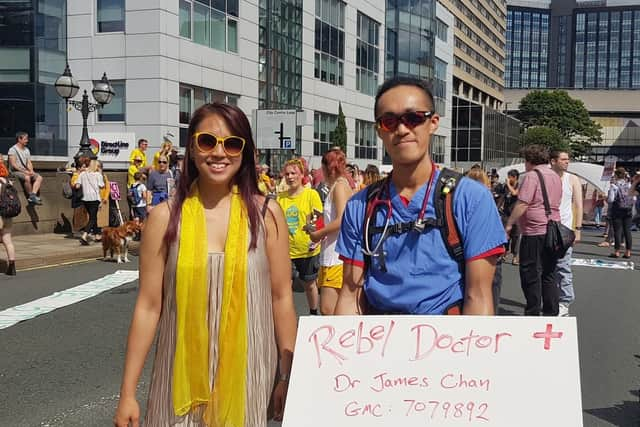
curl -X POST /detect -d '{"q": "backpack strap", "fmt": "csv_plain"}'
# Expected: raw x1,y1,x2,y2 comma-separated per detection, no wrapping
362,177,388,272
433,168,465,268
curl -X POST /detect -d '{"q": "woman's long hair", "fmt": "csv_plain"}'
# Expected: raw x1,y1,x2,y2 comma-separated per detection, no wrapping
164,103,261,249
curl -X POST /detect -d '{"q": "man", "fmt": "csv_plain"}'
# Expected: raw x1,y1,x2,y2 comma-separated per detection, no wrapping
550,150,583,317
129,139,149,169
334,76,506,316
505,145,562,316
146,154,172,207
8,132,43,205
502,169,521,265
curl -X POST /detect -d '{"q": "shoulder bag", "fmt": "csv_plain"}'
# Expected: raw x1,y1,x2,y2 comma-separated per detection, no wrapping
533,169,575,258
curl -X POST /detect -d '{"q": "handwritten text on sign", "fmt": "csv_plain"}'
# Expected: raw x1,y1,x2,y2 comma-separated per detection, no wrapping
283,316,582,427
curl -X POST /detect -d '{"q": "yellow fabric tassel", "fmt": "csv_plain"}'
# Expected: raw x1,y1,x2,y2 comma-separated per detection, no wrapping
173,183,248,427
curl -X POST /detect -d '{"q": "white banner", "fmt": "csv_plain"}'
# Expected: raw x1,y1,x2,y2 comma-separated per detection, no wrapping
283,316,583,427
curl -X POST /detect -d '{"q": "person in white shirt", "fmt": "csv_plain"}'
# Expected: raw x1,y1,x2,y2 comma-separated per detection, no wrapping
7,132,43,205
550,150,583,317
75,160,105,245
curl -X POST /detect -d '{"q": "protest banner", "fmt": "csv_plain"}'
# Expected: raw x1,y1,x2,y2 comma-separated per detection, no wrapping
601,156,616,182
283,316,582,427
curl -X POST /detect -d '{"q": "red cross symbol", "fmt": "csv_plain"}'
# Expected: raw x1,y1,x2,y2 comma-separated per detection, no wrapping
532,323,564,350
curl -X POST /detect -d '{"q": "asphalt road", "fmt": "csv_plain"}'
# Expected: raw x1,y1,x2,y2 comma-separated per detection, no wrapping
0,229,638,426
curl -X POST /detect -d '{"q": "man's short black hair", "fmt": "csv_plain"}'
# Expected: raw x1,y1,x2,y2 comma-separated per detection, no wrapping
137,138,148,147
374,76,435,118
507,169,520,178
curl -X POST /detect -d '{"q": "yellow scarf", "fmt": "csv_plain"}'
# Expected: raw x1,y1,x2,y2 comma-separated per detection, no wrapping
173,183,248,427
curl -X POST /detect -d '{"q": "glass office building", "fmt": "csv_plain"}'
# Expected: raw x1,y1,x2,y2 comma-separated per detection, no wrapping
505,7,550,89
0,0,67,155
574,9,640,89
385,0,435,81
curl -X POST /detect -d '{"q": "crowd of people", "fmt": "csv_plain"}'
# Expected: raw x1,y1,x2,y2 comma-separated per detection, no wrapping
0,76,636,427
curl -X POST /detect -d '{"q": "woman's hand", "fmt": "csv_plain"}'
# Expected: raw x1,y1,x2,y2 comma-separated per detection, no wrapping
308,229,324,243
113,396,140,427
271,379,289,422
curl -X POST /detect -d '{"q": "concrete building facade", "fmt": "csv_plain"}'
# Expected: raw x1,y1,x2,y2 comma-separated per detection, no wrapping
439,0,507,109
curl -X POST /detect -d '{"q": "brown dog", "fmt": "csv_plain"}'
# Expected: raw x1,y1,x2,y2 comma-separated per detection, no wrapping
102,220,142,263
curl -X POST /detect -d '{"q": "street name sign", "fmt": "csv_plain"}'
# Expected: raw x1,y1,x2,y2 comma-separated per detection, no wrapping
255,109,297,149
283,316,583,427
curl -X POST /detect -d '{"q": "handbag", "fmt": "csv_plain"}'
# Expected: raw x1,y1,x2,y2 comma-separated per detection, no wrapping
533,169,575,258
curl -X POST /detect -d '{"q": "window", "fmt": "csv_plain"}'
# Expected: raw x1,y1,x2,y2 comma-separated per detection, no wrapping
181,0,238,53
97,81,125,122
436,18,448,42
313,111,337,156
179,85,193,126
97,0,124,33
314,0,345,86
0,48,31,82
434,58,447,116
356,12,380,96
179,83,239,145
355,120,377,160
179,0,192,38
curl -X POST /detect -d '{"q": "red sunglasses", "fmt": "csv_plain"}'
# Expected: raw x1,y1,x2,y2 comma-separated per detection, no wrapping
376,111,435,132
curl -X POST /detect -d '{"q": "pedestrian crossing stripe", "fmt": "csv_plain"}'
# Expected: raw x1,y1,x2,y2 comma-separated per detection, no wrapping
0,270,139,330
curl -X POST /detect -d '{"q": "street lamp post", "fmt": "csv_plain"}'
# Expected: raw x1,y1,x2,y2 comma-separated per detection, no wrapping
503,102,512,167
54,64,114,163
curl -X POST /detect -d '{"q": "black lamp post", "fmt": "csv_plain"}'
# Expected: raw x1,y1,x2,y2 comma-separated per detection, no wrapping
54,63,114,163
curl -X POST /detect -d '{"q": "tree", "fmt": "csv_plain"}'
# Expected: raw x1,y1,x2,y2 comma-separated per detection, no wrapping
522,126,571,153
517,90,602,156
334,102,347,153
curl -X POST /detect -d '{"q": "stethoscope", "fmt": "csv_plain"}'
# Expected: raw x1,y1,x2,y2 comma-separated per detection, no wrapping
362,163,437,263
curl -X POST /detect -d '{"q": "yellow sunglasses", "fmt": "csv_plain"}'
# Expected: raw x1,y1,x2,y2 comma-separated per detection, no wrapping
192,132,246,157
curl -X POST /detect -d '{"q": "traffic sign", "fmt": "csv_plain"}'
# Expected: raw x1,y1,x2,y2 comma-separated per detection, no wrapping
255,109,297,150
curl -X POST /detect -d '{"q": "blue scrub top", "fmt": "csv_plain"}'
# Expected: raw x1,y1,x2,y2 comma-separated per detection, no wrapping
336,169,507,315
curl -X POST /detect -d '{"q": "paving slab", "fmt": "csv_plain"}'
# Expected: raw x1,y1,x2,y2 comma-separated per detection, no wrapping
0,233,140,271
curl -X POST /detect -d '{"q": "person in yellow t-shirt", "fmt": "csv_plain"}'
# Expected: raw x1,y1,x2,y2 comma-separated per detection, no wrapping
129,139,149,169
277,159,323,315
127,156,143,188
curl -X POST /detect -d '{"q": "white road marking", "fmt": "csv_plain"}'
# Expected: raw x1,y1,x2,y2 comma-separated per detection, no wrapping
571,258,635,270
0,270,139,330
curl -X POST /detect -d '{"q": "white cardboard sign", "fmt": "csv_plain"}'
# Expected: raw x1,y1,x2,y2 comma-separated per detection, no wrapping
283,316,583,427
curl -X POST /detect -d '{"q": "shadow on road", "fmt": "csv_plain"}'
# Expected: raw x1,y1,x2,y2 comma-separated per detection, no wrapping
584,395,640,427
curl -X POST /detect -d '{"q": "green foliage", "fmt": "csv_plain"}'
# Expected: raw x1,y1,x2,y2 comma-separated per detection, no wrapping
522,126,571,152
334,103,347,153
517,90,602,156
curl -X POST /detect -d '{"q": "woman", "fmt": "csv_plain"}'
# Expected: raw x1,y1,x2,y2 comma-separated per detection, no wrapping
362,164,381,187
153,140,173,170
0,155,16,275
277,158,323,315
306,148,351,315
608,167,633,258
75,160,104,245
114,103,297,427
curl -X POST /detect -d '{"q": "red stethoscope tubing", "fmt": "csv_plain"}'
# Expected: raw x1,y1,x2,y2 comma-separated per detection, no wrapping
363,162,437,257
